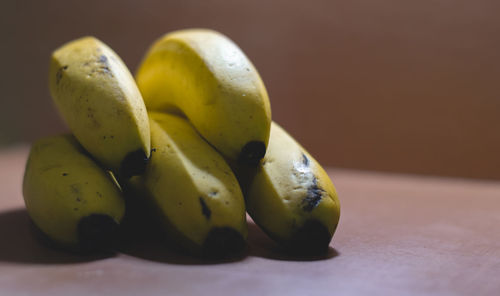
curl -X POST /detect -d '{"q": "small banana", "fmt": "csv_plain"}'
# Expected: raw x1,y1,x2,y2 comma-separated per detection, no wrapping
49,36,150,178
136,29,271,164
23,134,125,251
128,112,247,257
234,122,340,254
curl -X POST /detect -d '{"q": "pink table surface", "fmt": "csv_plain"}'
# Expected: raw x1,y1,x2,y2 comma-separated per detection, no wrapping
1,146,499,296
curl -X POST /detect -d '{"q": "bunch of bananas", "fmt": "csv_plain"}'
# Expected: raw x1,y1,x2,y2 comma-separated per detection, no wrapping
23,29,341,257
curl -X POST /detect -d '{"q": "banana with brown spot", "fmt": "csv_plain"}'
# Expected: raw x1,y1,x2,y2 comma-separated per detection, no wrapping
234,122,340,254
23,135,125,251
129,112,247,257
49,37,150,177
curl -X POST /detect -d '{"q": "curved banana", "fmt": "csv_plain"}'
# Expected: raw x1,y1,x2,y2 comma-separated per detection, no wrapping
23,135,125,251
129,112,247,257
49,36,150,177
234,122,340,254
136,29,271,164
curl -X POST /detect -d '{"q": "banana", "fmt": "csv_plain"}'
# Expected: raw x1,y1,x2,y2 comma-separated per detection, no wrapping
128,112,247,257
136,29,271,164
234,122,340,254
49,36,150,178
23,134,125,251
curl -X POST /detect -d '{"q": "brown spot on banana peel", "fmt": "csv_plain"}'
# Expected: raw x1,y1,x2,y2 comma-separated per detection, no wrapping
302,177,325,212
55,65,68,84
301,153,310,166
84,55,113,77
86,107,101,129
199,197,211,220
295,153,325,212
97,55,112,76
99,55,108,64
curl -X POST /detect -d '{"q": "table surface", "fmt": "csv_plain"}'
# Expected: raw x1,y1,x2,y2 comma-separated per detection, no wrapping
1,146,499,296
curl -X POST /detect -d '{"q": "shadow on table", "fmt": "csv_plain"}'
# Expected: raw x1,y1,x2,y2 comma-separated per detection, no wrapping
0,208,338,265
0,208,114,264
117,217,338,264
116,218,248,265
246,222,339,261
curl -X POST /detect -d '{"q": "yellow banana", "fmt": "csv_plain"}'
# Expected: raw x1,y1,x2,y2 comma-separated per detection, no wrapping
234,122,340,254
49,36,150,177
136,29,271,164
128,112,247,257
23,134,125,251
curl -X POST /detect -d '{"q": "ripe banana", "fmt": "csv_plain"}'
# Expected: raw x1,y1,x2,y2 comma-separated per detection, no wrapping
135,29,271,164
49,36,150,178
234,122,341,254
128,112,248,257
23,134,125,251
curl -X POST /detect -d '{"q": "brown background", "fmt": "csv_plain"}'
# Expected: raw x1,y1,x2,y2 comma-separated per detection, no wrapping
2,0,499,179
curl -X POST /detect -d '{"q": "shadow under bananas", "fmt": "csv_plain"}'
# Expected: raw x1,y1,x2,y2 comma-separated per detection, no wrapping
246,221,339,262
115,207,249,265
0,208,115,264
116,211,338,264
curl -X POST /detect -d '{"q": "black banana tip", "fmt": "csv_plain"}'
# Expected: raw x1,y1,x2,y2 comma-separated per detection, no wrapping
78,214,119,251
202,227,246,258
239,141,266,165
288,220,332,255
120,149,149,178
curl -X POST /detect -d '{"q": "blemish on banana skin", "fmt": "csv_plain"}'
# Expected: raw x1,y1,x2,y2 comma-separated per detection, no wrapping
84,55,113,77
199,197,211,220
297,154,325,212
99,55,108,63
86,107,100,128
302,177,325,212
302,153,310,166
97,55,112,76
70,183,85,203
56,65,68,84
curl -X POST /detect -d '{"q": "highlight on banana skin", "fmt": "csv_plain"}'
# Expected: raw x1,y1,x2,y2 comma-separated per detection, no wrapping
23,28,340,257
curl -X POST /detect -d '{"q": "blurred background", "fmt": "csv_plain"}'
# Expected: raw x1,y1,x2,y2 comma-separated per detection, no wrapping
2,0,499,179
